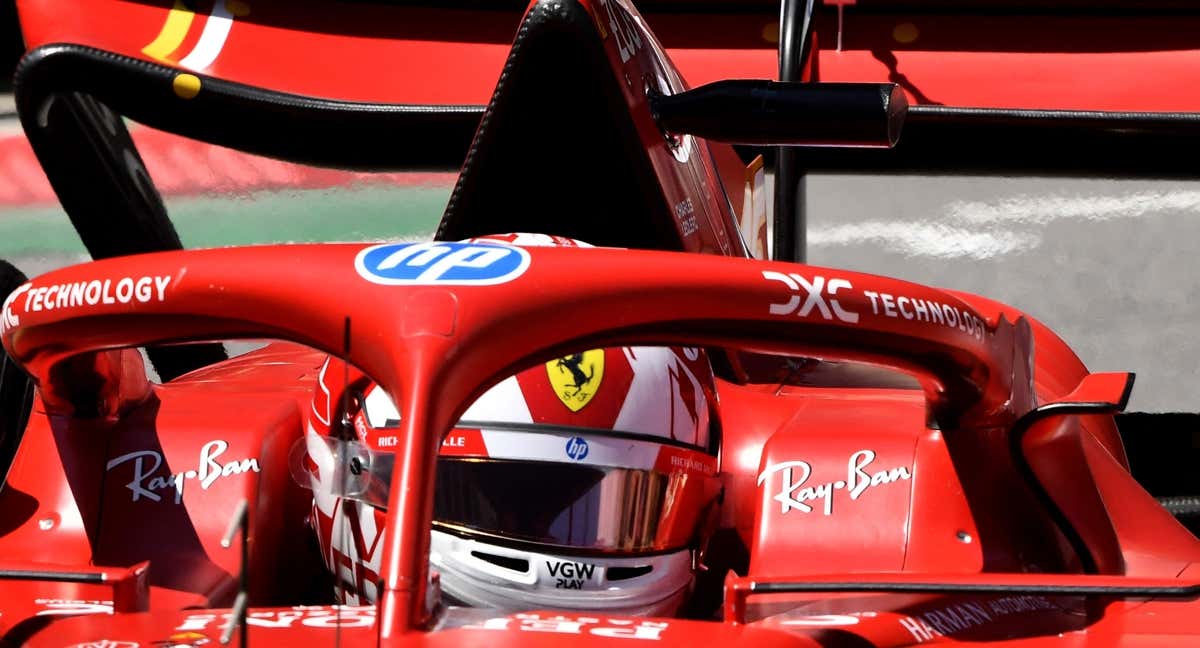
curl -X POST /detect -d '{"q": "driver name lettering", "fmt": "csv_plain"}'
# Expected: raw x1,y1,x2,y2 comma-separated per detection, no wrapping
756,450,912,515
21,275,171,314
106,440,261,504
762,271,859,324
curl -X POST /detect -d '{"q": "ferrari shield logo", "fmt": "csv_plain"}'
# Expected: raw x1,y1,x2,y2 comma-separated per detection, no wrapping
547,350,605,412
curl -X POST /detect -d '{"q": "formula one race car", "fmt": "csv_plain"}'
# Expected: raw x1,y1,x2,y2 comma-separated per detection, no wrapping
3,0,1200,646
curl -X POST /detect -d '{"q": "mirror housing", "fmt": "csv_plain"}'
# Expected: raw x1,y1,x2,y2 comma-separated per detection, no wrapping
650,80,907,147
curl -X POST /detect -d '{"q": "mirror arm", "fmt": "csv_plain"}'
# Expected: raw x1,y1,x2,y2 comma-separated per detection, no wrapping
1007,372,1135,574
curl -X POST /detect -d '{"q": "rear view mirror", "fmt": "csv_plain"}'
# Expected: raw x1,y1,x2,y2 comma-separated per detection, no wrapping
650,80,907,148
1010,372,1135,575
1012,371,1134,441
1045,372,1135,411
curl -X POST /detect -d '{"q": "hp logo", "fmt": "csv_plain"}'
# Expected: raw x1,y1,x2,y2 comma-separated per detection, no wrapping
355,242,531,286
565,437,589,461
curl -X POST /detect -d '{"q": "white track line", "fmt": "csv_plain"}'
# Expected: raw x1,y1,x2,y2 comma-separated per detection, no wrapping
946,190,1200,226
812,188,1200,260
810,222,1039,260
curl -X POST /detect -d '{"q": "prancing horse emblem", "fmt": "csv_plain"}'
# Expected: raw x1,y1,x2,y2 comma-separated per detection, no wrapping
547,349,605,412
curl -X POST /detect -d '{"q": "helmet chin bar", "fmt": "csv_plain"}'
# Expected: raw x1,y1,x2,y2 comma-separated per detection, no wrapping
429,529,695,617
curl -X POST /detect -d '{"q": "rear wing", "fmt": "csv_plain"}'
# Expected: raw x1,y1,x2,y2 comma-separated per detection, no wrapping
15,0,1200,249
807,5,1200,112
761,0,1200,257
16,0,1200,111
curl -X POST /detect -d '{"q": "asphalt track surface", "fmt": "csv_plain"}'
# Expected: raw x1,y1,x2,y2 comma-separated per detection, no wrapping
805,173,1200,414
4,170,1199,413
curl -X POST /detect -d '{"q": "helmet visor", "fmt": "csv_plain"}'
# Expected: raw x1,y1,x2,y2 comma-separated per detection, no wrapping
433,457,689,552
292,436,714,553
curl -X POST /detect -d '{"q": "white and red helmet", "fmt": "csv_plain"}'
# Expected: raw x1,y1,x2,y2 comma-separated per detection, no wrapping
299,235,722,615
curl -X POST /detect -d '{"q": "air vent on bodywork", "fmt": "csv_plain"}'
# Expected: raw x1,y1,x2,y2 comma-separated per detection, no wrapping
607,565,653,581
471,551,530,573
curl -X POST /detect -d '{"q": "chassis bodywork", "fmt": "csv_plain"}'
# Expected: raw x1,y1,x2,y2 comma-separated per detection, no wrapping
2,0,1200,646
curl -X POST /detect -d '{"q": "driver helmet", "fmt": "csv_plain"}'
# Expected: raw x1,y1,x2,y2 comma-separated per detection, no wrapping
300,234,723,616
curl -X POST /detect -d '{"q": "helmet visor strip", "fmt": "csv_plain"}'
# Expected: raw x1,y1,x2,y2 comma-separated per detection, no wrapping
293,429,719,554
433,458,682,552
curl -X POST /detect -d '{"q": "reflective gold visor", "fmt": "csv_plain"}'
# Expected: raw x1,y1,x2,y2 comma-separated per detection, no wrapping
434,458,685,552
292,438,713,553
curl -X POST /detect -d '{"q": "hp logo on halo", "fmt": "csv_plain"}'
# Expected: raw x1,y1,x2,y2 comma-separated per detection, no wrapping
355,242,531,286
565,437,589,461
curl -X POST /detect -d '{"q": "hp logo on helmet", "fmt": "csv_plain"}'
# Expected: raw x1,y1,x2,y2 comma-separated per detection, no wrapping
565,437,589,461
355,242,531,285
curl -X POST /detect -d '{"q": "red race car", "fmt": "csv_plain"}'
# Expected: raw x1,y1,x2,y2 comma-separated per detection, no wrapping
2,0,1200,646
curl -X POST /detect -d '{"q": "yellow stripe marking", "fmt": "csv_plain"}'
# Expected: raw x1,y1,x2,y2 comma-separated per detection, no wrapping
142,0,197,63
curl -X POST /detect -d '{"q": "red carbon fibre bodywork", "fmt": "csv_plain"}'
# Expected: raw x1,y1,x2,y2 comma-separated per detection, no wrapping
16,0,1200,110
2,243,1198,645
4,0,1200,646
